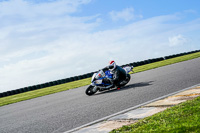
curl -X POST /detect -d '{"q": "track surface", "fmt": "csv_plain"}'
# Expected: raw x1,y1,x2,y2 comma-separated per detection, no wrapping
0,58,200,133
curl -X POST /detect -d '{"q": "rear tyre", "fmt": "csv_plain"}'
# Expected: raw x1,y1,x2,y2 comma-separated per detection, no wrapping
85,85,97,96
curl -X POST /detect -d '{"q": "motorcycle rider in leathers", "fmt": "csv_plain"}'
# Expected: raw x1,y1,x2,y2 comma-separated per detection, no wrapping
102,60,127,88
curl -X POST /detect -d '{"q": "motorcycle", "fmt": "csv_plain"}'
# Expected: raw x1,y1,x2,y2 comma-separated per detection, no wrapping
85,66,133,96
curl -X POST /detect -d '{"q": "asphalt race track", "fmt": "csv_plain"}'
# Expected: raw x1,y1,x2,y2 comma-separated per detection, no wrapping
0,58,200,133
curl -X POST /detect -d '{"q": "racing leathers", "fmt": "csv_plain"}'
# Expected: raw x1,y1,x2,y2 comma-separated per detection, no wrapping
102,65,127,87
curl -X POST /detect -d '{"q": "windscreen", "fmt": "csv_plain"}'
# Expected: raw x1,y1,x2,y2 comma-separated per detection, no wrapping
95,70,105,79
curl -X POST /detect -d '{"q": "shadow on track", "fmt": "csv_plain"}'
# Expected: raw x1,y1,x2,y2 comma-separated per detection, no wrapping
94,81,154,95
126,81,154,88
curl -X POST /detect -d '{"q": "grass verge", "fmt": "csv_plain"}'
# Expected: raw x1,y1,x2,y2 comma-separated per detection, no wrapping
110,96,200,133
0,52,200,107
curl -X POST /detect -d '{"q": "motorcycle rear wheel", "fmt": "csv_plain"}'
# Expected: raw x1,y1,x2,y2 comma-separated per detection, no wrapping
85,85,98,96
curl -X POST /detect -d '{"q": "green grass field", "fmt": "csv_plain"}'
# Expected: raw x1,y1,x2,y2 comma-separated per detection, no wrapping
0,52,200,107
110,96,200,133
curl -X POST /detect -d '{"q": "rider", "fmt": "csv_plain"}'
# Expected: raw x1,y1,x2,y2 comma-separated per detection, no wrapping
102,60,127,89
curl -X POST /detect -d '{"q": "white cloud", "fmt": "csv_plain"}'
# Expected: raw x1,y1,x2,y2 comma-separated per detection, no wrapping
0,0,98,60
0,0,91,17
168,34,187,47
109,7,142,22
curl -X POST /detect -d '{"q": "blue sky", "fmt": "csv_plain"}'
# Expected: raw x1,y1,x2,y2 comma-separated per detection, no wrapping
0,0,200,92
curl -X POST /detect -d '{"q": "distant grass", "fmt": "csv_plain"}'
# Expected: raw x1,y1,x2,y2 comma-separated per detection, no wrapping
110,96,200,133
0,52,200,107
0,78,90,106
129,51,200,74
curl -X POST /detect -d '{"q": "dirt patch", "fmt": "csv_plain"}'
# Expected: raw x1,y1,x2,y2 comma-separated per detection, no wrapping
127,107,168,119
193,86,200,89
174,93,200,97
173,89,200,96
98,120,137,131
145,88,200,107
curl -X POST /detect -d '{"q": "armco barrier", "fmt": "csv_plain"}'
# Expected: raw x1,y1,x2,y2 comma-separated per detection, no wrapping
0,49,200,98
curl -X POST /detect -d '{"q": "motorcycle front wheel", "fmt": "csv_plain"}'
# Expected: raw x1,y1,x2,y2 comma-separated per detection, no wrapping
85,85,98,96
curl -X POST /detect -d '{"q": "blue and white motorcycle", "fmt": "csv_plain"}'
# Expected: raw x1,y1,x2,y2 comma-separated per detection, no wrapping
85,66,133,96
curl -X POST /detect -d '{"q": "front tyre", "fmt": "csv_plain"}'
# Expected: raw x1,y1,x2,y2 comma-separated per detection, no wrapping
85,85,98,96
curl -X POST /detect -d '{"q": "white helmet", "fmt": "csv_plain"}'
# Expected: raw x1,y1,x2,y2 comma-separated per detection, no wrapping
108,60,116,71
